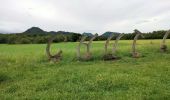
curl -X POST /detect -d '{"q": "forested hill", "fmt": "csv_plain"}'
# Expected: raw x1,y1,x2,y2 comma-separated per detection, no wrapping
0,27,169,44
23,27,47,34
82,32,94,37
0,27,82,44
101,31,120,37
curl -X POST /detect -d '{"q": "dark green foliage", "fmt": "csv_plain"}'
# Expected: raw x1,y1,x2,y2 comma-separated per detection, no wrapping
0,34,8,43
0,27,168,44
82,32,93,37
69,33,82,42
101,31,120,38
0,27,82,44
23,27,46,34
0,33,81,44
0,73,10,83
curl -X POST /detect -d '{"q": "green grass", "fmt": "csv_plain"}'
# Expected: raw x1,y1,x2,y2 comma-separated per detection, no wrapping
0,40,170,100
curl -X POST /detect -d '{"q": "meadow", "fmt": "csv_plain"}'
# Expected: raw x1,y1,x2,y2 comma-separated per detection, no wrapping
0,40,170,100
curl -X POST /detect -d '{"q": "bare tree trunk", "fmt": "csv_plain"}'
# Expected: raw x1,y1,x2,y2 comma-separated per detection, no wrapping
132,29,143,58
46,36,62,62
113,34,124,53
76,34,98,60
46,37,55,59
77,36,87,59
160,30,170,52
63,35,67,42
103,34,123,61
132,34,139,55
104,33,114,54
87,44,90,53
88,34,98,52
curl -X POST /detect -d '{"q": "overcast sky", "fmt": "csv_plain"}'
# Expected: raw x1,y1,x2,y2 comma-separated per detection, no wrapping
0,0,170,34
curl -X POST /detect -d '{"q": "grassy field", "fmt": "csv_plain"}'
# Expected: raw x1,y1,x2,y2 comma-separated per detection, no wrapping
0,40,170,100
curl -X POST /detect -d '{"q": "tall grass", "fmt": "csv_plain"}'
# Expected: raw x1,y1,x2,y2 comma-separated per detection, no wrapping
0,40,170,100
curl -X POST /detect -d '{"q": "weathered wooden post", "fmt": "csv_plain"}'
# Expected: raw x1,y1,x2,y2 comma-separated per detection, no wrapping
132,29,144,58
77,34,98,60
46,36,62,62
160,30,170,52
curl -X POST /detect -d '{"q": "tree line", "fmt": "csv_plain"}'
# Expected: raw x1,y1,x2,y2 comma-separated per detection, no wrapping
0,30,169,44
0,32,81,44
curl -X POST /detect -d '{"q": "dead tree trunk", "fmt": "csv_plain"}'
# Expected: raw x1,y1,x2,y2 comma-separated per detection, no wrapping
112,34,124,54
104,33,114,54
84,34,98,60
132,29,143,58
46,36,62,62
103,34,123,61
63,35,67,42
77,36,87,59
88,34,98,52
160,30,170,52
77,34,98,60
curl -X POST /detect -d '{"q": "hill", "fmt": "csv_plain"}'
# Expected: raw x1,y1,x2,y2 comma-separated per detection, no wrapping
101,31,120,38
23,27,78,35
82,32,94,37
23,27,47,34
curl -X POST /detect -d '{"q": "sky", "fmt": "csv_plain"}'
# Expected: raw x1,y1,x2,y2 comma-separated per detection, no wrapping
0,0,170,34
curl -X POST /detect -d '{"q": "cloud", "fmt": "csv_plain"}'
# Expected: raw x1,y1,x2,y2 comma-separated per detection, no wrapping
0,0,170,34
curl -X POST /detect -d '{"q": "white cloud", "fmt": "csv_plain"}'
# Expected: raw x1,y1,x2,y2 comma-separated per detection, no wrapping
0,0,170,34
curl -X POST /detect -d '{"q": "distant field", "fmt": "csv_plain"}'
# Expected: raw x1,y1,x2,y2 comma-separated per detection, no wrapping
0,40,170,100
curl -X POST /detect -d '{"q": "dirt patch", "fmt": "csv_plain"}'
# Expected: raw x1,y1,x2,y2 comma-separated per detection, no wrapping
103,53,120,61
